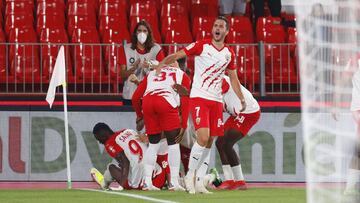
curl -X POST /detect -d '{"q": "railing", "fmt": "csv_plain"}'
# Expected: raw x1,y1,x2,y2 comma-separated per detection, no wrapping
0,42,299,96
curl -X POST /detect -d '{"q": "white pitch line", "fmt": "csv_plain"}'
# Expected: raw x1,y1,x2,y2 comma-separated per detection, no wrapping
78,188,178,203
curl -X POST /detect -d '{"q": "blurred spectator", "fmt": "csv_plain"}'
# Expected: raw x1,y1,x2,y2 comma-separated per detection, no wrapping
119,20,165,105
219,0,250,16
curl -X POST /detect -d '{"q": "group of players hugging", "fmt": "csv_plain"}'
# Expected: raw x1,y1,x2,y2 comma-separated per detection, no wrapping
90,16,261,194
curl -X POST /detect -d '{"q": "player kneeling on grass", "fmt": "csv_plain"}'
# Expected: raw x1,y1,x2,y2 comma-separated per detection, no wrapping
215,76,261,190
90,123,170,190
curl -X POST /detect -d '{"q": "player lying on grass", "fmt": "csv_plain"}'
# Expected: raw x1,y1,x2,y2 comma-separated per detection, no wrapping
215,76,261,190
91,122,170,190
132,60,191,191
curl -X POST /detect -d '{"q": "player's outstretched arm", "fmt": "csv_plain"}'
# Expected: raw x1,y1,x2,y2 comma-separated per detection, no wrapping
111,152,130,186
157,50,187,71
228,69,246,111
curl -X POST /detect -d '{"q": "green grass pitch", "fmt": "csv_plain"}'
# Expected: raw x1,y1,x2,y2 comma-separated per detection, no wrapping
0,188,306,203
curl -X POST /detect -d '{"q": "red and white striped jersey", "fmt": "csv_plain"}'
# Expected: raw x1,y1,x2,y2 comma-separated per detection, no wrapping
222,76,260,115
184,39,236,102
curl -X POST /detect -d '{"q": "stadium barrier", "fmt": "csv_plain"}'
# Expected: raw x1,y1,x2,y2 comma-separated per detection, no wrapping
0,42,298,95
0,111,355,182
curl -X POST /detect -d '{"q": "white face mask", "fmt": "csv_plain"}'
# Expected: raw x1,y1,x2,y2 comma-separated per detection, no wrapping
137,32,147,44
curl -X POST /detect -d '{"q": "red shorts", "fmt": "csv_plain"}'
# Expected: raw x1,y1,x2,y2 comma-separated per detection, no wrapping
189,97,224,136
142,95,180,135
224,111,261,136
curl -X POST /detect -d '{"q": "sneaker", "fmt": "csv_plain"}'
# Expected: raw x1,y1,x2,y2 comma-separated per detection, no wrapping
168,182,186,191
195,177,213,194
142,183,160,191
217,180,235,190
230,180,247,190
209,168,222,187
184,175,196,194
90,168,106,189
109,185,124,191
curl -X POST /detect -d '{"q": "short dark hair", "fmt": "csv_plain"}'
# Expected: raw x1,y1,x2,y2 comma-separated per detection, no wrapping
92,122,112,135
131,20,155,53
216,16,230,30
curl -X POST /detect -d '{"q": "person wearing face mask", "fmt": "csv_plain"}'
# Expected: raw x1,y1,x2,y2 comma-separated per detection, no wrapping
119,20,165,105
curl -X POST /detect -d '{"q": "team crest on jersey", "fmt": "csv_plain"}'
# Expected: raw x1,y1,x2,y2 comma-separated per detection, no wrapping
129,57,135,64
196,117,201,125
186,42,195,50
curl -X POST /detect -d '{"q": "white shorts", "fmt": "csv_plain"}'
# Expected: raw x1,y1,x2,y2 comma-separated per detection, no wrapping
219,0,247,15
351,71,360,111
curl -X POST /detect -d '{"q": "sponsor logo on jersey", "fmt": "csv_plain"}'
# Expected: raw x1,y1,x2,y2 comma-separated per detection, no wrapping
129,57,135,64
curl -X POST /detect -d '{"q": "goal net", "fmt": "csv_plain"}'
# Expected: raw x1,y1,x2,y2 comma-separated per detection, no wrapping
296,0,359,202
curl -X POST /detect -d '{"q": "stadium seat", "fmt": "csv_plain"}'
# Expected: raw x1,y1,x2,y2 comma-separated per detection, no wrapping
36,15,65,35
98,2,127,20
195,30,211,41
287,27,297,56
161,16,190,39
129,2,157,18
36,1,65,18
226,30,254,44
5,14,34,35
39,28,73,81
129,16,162,43
67,2,97,19
228,16,253,33
190,0,218,19
164,30,192,54
256,17,285,42
99,15,127,36
0,29,7,82
8,28,40,82
71,28,105,80
235,46,260,89
5,1,34,16
192,17,214,39
160,3,188,19
67,15,97,37
129,0,161,12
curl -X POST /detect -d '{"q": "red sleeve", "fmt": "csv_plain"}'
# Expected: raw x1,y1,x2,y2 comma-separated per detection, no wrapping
132,76,147,119
118,46,126,65
180,73,191,129
226,47,236,70
105,135,124,158
156,49,165,61
183,40,204,57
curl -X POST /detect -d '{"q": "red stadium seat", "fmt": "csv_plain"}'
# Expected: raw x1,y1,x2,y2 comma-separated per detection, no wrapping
190,0,218,19
256,17,285,42
99,16,127,36
164,30,192,54
0,29,8,82
5,14,34,35
195,30,211,41
161,16,190,39
67,15,97,37
129,0,161,12
8,28,40,82
39,28,73,80
160,3,188,19
129,2,157,18
36,1,65,18
287,27,297,55
235,46,260,88
98,2,127,20
36,15,65,35
5,1,34,16
71,28,105,80
192,17,214,38
228,16,252,33
226,30,254,44
68,2,96,19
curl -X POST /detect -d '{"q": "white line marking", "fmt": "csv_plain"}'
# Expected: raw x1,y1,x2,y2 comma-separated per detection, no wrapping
78,188,178,203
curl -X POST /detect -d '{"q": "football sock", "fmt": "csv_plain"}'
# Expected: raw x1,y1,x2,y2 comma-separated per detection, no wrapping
186,141,205,178
231,164,244,181
196,148,211,178
143,142,160,186
168,143,181,186
222,165,234,181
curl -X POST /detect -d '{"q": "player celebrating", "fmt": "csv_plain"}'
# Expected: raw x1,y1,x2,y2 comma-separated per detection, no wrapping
158,16,246,194
132,61,191,191
90,123,169,190
215,76,260,190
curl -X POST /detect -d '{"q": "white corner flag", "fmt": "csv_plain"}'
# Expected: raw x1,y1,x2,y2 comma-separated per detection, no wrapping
45,46,72,189
46,46,66,108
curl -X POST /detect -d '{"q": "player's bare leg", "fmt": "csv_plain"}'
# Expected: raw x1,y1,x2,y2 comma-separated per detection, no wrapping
143,134,161,191
165,129,185,191
185,128,210,194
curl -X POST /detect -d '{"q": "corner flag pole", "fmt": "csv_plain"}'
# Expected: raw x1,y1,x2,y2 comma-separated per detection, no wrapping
45,46,72,189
